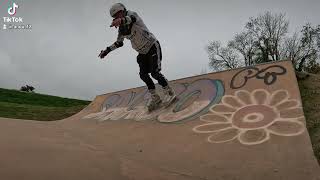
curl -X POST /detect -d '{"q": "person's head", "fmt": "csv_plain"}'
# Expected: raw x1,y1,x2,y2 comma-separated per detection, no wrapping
110,3,126,19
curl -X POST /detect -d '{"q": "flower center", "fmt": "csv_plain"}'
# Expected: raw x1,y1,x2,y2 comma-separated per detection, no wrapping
232,105,277,129
243,113,263,122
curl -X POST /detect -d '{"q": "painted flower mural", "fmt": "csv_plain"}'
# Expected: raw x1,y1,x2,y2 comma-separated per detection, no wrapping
193,89,306,145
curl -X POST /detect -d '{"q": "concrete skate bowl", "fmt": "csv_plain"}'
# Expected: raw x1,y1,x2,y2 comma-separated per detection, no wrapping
0,60,319,180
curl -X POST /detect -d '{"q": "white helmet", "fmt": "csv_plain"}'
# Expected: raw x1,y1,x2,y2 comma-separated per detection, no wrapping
109,3,126,17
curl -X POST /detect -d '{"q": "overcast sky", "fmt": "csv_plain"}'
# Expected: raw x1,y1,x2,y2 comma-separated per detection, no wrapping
1,0,319,100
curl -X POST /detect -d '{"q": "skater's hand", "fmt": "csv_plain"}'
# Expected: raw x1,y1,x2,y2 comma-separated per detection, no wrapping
110,18,122,28
98,49,110,59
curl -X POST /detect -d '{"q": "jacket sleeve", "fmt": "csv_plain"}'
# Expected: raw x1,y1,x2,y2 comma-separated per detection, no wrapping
122,13,137,25
106,12,138,52
107,33,124,52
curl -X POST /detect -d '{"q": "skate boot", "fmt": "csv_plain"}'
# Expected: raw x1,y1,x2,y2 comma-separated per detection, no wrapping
162,86,177,105
147,89,162,112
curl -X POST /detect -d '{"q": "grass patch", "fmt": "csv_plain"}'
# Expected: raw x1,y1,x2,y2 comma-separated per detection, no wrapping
0,88,90,107
298,74,320,163
0,88,90,121
0,102,87,121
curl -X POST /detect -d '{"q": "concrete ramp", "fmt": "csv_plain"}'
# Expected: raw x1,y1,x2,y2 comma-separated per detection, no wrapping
0,60,319,180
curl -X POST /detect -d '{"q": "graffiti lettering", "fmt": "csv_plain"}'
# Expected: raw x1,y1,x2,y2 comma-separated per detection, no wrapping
83,79,225,123
230,65,287,89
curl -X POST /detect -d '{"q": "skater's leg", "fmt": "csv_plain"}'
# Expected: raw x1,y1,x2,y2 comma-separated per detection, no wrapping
148,41,176,102
137,53,161,110
149,41,170,88
137,54,156,90
150,71,175,102
139,72,156,90
150,71,169,87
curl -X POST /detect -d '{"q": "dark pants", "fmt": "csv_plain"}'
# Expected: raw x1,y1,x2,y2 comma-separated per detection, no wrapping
137,41,169,90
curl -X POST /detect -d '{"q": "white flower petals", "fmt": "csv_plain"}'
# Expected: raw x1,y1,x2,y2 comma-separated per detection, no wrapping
194,89,306,146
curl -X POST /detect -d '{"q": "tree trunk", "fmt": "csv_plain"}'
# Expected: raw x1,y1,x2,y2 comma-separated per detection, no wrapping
298,57,306,72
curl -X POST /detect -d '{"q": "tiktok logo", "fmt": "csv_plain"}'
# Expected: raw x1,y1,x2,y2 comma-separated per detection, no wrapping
3,2,32,31
8,2,19,16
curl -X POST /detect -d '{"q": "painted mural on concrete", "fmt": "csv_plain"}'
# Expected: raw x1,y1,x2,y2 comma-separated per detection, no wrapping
83,79,225,123
83,63,306,146
192,89,306,145
230,65,287,89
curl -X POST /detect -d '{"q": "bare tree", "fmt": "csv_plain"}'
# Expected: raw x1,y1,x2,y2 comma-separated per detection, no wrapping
207,41,243,71
26,85,35,92
245,11,289,62
297,24,320,71
206,12,319,73
207,12,289,72
228,31,256,66
20,85,35,92
283,32,302,68
283,24,320,71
